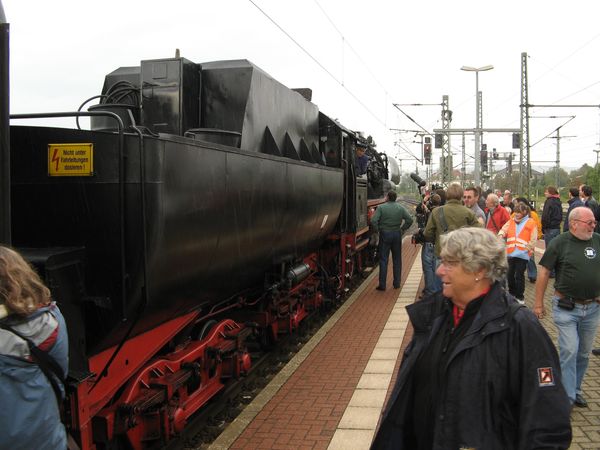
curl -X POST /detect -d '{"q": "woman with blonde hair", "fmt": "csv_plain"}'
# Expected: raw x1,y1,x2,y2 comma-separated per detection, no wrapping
0,245,69,450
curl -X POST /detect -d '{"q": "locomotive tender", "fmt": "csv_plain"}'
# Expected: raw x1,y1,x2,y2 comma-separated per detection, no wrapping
1,15,399,448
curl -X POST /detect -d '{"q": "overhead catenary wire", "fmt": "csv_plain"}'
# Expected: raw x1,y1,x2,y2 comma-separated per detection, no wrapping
247,0,388,128
312,0,391,98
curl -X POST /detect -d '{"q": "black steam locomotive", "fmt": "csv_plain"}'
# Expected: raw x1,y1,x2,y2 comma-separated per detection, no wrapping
1,12,399,447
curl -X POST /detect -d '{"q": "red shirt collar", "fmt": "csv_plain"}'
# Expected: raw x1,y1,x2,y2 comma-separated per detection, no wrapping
452,285,491,327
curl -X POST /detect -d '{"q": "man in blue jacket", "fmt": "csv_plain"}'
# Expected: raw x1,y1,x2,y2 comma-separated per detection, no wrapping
563,187,584,232
541,186,563,278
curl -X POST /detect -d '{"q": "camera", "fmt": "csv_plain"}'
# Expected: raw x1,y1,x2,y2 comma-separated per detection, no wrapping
411,228,427,245
415,201,429,228
410,172,426,188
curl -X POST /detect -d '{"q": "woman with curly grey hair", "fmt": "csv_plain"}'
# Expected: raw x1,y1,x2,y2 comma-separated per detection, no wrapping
372,227,571,450
0,245,69,450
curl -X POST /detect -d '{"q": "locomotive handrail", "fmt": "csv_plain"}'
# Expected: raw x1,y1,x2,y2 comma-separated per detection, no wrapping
85,125,150,389
9,111,128,323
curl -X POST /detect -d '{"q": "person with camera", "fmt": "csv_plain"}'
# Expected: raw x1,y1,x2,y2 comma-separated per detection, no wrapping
414,193,442,297
424,183,481,259
534,206,600,409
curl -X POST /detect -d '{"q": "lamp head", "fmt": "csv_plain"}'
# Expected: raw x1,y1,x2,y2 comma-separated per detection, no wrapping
461,65,494,72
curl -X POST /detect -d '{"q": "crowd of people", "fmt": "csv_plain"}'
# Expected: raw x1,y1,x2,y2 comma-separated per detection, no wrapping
371,181,600,449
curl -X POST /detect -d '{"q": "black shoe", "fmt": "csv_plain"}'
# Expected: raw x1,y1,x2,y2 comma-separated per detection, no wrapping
574,394,588,408
592,348,600,356
393,284,400,289
529,278,536,283
375,286,386,291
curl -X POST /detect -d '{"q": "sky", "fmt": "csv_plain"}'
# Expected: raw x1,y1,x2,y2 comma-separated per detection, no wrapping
4,0,600,177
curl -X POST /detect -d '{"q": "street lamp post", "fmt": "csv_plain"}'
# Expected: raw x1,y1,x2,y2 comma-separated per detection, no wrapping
461,65,494,186
595,149,600,200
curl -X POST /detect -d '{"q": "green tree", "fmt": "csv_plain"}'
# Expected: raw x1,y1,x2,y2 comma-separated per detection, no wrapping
585,163,600,198
492,171,521,195
542,167,569,191
569,164,592,187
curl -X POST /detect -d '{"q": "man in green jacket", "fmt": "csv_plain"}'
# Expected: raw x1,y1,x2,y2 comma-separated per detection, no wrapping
371,190,413,291
424,183,481,258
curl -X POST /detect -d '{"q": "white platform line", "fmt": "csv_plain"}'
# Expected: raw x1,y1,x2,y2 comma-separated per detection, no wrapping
328,248,422,450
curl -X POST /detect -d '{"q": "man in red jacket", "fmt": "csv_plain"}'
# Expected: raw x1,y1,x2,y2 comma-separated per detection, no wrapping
484,193,510,234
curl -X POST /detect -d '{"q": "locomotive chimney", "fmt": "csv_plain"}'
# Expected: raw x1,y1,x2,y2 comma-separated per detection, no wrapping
0,0,10,245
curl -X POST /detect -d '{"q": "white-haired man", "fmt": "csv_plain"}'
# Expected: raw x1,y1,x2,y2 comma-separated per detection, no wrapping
534,206,600,409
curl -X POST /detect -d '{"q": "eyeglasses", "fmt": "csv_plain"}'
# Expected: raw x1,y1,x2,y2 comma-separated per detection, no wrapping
572,219,597,227
440,259,461,269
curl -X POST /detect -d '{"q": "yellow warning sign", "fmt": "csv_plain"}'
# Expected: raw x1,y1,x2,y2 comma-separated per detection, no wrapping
48,143,94,176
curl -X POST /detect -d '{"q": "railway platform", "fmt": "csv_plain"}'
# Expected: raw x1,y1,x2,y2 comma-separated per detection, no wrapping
208,240,600,450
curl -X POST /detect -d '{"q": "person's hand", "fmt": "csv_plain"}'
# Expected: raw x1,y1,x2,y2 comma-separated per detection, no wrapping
533,303,546,320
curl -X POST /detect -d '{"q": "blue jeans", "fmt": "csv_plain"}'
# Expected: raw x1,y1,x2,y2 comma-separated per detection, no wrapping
527,254,537,280
378,230,402,289
552,296,600,403
544,229,560,276
421,242,441,296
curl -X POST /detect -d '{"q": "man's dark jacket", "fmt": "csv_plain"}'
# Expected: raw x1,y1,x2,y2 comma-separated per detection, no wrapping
371,283,572,450
563,197,584,232
541,196,563,232
584,196,600,233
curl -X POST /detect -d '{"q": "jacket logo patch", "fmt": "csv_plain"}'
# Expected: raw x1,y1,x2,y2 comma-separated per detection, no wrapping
538,367,555,386
584,247,596,259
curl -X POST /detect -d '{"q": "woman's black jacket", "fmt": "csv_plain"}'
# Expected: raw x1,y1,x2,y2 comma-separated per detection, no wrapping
371,282,572,450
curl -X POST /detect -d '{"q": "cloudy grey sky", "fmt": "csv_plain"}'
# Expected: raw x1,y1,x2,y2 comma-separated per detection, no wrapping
4,0,600,174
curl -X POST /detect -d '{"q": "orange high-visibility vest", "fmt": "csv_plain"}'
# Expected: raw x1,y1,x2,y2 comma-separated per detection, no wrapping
506,218,536,255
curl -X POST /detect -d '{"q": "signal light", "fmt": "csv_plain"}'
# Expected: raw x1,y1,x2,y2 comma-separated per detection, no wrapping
424,142,432,165
512,133,521,149
480,150,488,169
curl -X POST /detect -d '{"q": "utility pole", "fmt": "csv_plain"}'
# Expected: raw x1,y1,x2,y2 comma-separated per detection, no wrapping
461,65,494,186
555,128,560,188
461,133,466,185
595,149,600,200
519,52,531,198
441,95,452,184
490,148,495,190
549,129,576,189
